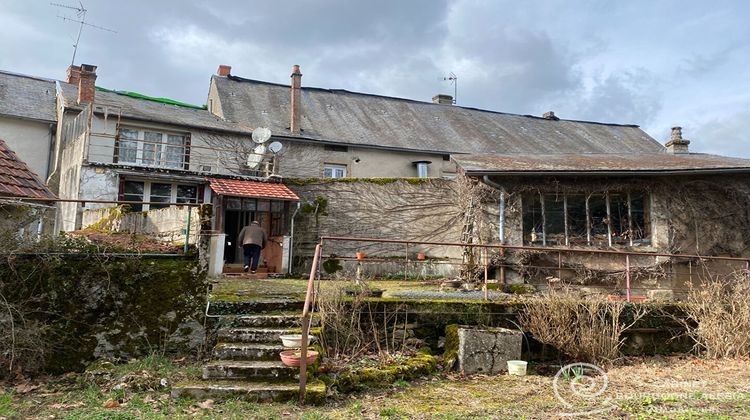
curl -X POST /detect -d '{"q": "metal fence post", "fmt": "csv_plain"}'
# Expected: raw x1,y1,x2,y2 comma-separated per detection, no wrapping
625,254,631,302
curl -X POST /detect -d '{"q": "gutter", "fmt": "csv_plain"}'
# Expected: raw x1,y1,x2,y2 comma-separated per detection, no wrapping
466,168,750,177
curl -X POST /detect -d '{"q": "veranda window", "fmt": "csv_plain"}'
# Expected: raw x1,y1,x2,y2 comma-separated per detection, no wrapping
522,191,651,247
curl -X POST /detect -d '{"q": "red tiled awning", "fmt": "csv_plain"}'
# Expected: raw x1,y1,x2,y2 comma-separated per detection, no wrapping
207,177,299,201
0,138,55,199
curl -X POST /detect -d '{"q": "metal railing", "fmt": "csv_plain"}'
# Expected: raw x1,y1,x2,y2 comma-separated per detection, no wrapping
296,235,750,400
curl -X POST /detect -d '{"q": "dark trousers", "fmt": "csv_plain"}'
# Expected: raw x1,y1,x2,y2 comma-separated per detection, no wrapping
243,244,262,270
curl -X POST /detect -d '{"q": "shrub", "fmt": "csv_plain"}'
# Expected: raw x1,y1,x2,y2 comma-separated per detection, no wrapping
682,272,750,358
519,288,646,366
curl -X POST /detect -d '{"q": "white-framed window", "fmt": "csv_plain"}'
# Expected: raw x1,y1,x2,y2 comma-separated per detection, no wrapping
117,128,188,169
121,180,198,211
323,163,347,178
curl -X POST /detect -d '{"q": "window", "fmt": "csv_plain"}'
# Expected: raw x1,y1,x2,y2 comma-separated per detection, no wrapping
116,128,188,169
270,201,286,236
120,180,199,211
323,164,347,178
416,162,429,178
522,191,651,247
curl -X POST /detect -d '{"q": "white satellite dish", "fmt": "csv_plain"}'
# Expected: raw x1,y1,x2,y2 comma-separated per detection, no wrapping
246,144,267,169
268,141,283,153
252,127,271,144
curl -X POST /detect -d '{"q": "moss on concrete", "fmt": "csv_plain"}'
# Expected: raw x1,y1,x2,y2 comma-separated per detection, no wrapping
443,324,459,371
325,348,437,393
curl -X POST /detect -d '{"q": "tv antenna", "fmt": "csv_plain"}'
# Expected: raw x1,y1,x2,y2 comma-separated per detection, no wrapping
442,72,458,104
51,1,116,66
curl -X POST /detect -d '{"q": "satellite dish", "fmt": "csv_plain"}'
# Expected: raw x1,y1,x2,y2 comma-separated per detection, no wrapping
252,127,271,144
268,141,283,153
246,144,267,169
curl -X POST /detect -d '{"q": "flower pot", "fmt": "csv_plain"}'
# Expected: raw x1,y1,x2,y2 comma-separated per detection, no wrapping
280,350,318,367
507,360,528,376
279,334,304,348
356,252,366,261
416,252,426,260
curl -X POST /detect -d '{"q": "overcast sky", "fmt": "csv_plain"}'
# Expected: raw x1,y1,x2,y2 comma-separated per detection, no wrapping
2,0,749,157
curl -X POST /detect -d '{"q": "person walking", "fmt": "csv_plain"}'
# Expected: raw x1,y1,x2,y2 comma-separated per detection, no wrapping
237,220,267,273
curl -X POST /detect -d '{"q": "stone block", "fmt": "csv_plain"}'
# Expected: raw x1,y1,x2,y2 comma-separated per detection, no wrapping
444,325,523,375
647,289,674,301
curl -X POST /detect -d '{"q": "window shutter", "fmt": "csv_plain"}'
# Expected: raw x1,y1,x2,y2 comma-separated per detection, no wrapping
197,184,205,203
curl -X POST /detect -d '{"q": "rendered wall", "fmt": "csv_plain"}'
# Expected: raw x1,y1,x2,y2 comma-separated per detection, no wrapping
0,116,53,179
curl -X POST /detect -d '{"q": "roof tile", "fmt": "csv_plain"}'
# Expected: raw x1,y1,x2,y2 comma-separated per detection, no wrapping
207,178,299,201
0,138,55,199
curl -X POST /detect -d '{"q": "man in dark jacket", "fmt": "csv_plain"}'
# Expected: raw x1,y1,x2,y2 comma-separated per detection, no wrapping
237,221,267,273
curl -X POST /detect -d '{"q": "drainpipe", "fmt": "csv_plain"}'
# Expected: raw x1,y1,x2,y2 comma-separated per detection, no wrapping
482,176,506,244
288,201,301,275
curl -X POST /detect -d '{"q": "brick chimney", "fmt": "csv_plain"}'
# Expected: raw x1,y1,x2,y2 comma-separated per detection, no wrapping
432,94,453,105
543,111,559,120
66,65,81,85
217,64,232,76
665,126,690,154
290,64,302,134
77,64,97,104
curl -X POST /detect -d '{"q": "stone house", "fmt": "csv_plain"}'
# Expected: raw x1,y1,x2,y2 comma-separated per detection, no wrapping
0,71,57,180
0,138,56,238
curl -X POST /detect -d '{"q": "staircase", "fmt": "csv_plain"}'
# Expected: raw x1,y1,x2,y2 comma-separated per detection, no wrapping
221,264,270,280
171,308,325,403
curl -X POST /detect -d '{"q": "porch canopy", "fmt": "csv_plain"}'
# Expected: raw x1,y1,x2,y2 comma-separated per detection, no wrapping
207,177,299,201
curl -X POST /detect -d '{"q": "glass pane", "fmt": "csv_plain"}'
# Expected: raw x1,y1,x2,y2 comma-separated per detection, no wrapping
165,135,185,168
143,132,162,166
257,200,270,212
176,185,197,203
226,197,241,210
630,193,650,242
522,193,543,245
567,194,588,245
609,194,629,244
123,180,144,212
242,198,257,211
589,195,609,246
417,163,428,178
335,168,346,178
149,183,171,209
119,129,139,163
544,194,565,246
324,167,333,178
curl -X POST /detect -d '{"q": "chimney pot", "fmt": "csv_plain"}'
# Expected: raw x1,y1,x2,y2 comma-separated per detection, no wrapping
665,126,690,154
77,64,97,104
66,65,81,85
217,65,232,76
290,65,303,134
543,111,559,120
432,94,453,105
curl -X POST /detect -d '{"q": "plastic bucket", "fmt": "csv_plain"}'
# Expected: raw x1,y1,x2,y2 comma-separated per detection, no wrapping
507,360,528,376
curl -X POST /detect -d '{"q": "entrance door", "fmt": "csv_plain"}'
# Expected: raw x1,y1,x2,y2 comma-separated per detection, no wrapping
224,209,256,264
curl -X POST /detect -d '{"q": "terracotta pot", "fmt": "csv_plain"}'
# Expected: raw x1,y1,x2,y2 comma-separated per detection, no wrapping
355,252,366,261
280,350,318,367
416,252,426,260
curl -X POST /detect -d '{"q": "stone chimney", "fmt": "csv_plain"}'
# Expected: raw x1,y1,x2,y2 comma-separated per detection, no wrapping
290,64,302,134
66,65,81,85
432,94,453,105
665,126,690,154
217,65,232,76
543,111,559,120
77,64,97,104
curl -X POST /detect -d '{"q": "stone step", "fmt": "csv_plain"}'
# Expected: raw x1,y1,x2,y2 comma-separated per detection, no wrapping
218,327,291,344
233,314,319,328
203,360,297,380
223,264,269,274
221,273,269,280
208,299,304,316
171,379,326,404
213,342,285,361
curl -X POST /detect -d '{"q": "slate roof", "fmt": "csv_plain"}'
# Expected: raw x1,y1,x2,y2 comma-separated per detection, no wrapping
213,75,665,155
453,153,750,175
58,82,253,135
0,138,55,199
0,71,57,122
207,177,299,201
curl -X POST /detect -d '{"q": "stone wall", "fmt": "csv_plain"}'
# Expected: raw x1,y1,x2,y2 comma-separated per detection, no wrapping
288,178,465,275
82,205,203,244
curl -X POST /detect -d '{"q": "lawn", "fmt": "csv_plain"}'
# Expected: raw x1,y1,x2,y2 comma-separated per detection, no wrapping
3,355,750,419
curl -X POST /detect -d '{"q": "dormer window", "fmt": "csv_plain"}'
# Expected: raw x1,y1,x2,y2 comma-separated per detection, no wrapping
413,160,432,178
116,128,189,169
